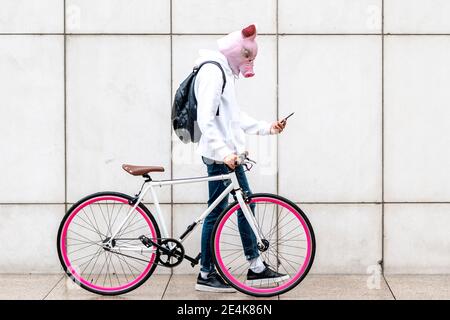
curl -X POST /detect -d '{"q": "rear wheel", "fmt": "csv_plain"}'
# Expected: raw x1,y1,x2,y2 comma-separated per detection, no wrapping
212,193,315,297
57,192,160,295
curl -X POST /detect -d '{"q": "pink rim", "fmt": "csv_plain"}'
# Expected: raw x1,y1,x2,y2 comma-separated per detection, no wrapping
214,197,312,295
60,196,157,293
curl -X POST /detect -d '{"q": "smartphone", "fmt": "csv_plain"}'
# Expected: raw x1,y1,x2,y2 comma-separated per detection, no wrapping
281,112,295,123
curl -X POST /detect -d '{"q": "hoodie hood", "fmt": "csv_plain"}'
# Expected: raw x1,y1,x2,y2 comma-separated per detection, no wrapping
194,49,235,77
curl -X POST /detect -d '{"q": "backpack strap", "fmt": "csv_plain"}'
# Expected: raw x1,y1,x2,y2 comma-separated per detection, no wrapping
194,60,226,94
193,60,226,116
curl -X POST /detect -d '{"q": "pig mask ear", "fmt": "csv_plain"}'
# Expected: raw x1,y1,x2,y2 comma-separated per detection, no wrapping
241,24,257,40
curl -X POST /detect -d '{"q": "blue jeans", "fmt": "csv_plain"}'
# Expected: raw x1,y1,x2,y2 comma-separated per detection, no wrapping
200,156,259,273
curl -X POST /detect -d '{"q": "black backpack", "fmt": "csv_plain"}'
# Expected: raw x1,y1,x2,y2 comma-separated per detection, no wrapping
172,61,226,143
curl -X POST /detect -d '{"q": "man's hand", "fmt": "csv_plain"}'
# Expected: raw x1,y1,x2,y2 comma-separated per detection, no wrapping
223,153,238,169
270,120,286,134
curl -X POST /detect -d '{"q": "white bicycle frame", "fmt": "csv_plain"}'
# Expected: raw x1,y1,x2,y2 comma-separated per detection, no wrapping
105,170,264,254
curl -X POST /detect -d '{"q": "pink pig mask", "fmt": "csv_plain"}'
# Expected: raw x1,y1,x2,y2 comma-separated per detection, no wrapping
217,24,258,78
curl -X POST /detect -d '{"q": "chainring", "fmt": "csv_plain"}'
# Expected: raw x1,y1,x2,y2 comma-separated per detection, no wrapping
157,238,185,267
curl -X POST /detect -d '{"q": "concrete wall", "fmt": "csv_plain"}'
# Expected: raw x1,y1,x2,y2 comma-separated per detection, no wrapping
0,0,449,274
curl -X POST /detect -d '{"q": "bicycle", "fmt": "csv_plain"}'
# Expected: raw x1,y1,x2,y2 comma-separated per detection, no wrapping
57,152,316,297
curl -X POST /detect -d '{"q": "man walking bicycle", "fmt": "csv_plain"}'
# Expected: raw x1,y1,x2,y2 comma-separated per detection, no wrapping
193,24,288,292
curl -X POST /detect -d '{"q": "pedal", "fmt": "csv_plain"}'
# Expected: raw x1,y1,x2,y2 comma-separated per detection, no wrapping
190,252,201,267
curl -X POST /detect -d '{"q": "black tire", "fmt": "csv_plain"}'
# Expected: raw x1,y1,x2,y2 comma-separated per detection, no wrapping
211,193,316,297
57,191,161,296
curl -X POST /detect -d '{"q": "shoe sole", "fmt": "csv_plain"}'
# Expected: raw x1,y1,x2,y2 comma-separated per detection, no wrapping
246,275,290,287
195,284,236,293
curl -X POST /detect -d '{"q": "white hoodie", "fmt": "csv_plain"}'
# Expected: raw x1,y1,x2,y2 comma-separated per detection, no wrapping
193,49,272,162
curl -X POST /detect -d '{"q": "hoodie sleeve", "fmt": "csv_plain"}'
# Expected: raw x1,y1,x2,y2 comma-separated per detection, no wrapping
196,64,235,160
239,110,272,135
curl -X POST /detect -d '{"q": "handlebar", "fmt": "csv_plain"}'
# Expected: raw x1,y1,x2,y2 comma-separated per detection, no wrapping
235,151,249,166
223,151,255,172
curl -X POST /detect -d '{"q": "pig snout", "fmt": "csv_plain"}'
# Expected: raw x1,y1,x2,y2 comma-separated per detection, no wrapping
240,63,255,78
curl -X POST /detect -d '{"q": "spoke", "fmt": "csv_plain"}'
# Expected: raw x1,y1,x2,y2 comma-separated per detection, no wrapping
109,250,151,265
228,216,240,230
107,251,118,288
279,225,305,241
69,229,102,245
273,243,306,249
265,246,278,271
223,221,256,240
260,203,268,232
89,205,105,238
79,247,103,276
220,241,243,247
270,235,306,248
80,207,103,237
269,249,295,273
109,203,125,237
115,254,137,279
221,249,242,260
68,242,98,255
117,217,146,237
116,208,141,239
114,253,129,284
222,248,245,267
107,201,119,241
71,221,104,238
86,250,107,284
224,224,239,233
94,252,109,285
229,258,250,279
78,209,105,239
97,203,111,237
276,217,299,236
117,224,149,238
68,241,100,247
105,201,115,237
277,251,305,258
267,207,285,241
71,249,104,263
267,204,276,241
277,251,300,272
277,255,292,276
105,201,113,238
103,251,111,287
220,233,242,237
265,209,289,241
67,237,101,245
277,234,306,245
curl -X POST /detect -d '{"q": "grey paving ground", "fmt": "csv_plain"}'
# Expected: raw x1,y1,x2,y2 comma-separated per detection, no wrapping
1,274,449,300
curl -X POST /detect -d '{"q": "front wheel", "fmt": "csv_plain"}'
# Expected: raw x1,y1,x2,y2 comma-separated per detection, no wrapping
212,193,315,297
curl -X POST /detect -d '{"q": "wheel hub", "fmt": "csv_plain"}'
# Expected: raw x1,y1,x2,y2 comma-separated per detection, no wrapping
257,239,270,252
102,237,116,250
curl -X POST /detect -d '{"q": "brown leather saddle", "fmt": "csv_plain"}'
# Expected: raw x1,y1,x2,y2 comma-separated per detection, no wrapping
122,164,165,176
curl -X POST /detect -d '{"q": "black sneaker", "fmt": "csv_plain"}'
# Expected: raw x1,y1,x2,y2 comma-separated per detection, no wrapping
195,271,236,293
246,262,290,287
